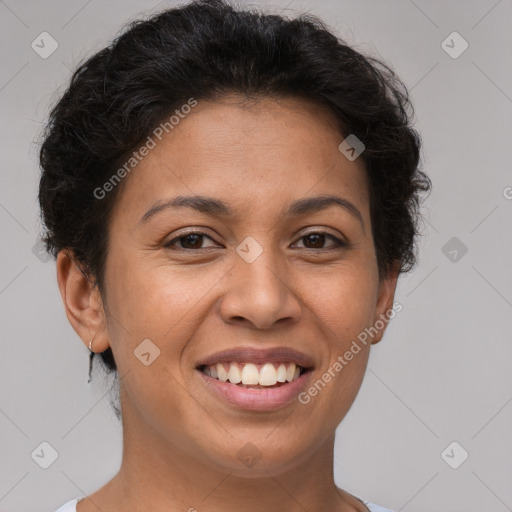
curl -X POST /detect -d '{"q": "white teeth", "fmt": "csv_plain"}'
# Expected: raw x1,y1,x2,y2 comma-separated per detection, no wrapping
203,362,303,386
216,363,228,382
276,363,287,382
227,364,242,384
259,363,277,386
241,363,259,385
286,364,295,382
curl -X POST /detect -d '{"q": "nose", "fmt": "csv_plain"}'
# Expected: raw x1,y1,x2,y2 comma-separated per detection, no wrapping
218,250,302,330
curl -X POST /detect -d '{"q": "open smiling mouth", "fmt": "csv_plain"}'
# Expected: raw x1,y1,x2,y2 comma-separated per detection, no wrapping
197,362,309,388
195,360,314,411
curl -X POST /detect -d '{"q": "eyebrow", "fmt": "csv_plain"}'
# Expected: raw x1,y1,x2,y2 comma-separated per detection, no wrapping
139,194,364,230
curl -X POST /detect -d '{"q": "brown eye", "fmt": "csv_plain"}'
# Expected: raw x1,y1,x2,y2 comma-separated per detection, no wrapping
294,232,346,250
178,233,204,249
164,231,218,250
303,233,325,248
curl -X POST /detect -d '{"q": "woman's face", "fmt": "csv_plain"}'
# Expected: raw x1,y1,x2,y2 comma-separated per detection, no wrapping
95,95,398,474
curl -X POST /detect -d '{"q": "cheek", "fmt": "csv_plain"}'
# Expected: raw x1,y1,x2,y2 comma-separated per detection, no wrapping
306,268,378,343
302,270,376,405
104,257,226,358
101,260,206,434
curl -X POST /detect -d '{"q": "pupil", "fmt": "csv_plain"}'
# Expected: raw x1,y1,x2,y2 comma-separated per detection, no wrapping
305,233,324,248
182,234,202,248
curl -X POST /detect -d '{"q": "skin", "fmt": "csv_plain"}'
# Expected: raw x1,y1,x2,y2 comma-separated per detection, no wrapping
57,94,399,512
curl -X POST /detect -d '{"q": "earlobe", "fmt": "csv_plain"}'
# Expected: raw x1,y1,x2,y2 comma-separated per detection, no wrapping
371,264,400,345
56,250,109,353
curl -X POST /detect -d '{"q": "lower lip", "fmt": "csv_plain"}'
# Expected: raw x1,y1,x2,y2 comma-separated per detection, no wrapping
196,369,312,411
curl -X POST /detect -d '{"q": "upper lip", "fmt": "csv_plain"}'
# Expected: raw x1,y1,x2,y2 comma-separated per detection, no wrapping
195,346,315,369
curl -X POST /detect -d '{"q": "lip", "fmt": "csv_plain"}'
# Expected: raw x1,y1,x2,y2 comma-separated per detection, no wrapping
195,346,315,369
197,367,313,411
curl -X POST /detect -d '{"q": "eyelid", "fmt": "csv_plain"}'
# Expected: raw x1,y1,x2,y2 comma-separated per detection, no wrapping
294,226,347,244
296,226,345,238
170,227,216,238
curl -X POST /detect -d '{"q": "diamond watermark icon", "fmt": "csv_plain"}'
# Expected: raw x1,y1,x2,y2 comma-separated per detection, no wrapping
32,240,51,263
338,134,365,161
31,441,59,469
441,31,468,59
31,32,59,59
441,441,469,469
134,338,160,366
236,236,263,263
237,442,262,468
442,236,468,263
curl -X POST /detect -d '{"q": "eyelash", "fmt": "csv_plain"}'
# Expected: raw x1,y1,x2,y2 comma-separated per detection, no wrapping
163,229,346,251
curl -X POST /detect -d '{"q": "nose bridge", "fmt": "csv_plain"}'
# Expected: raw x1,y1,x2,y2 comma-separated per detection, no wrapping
218,236,301,329
238,240,284,293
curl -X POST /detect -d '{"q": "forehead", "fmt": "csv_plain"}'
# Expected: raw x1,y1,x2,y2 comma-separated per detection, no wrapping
111,95,369,224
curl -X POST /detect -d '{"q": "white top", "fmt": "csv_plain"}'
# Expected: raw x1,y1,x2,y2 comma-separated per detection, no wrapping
54,496,395,511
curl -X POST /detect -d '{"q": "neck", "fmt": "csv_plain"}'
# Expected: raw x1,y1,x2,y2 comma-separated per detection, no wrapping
92,389,365,512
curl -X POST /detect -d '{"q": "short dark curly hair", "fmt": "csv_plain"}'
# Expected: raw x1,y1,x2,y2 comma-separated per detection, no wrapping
38,0,431,379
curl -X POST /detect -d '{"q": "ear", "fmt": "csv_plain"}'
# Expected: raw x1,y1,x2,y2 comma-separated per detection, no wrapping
371,261,400,345
56,250,110,353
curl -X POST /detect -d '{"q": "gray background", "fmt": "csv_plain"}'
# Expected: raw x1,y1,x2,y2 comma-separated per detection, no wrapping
1,0,511,511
